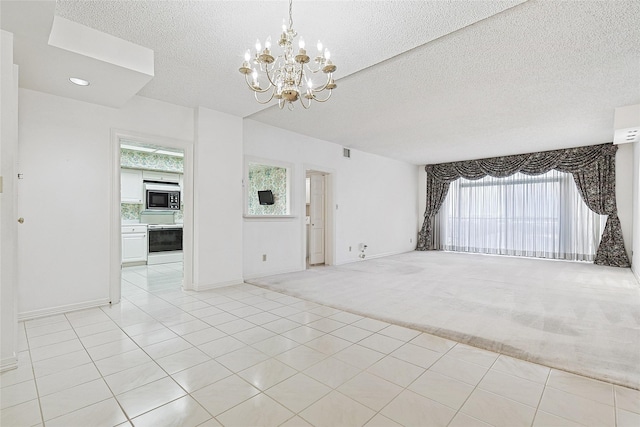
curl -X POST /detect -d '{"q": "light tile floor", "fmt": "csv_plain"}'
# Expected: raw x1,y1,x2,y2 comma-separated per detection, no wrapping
1,262,639,427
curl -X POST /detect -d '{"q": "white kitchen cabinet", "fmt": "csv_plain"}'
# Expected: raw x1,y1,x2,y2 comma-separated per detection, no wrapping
122,225,147,264
142,170,180,183
121,169,143,203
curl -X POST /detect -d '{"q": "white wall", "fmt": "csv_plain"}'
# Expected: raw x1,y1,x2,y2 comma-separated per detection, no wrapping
633,141,640,281
243,119,419,279
17,90,194,318
1,30,19,370
616,143,633,263
193,107,243,289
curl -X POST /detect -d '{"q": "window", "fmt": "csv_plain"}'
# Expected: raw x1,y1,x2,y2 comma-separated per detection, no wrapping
245,160,291,216
435,169,606,261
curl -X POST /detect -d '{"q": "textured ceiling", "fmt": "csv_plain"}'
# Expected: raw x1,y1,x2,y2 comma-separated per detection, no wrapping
2,0,639,165
52,0,525,118
250,0,640,164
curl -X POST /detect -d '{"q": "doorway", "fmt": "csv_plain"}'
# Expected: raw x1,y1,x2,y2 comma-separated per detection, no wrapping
110,131,193,304
306,171,329,267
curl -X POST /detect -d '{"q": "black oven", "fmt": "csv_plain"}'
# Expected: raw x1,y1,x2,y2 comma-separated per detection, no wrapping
148,225,183,253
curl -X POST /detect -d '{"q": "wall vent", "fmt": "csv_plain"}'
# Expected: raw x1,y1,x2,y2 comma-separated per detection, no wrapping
343,148,351,158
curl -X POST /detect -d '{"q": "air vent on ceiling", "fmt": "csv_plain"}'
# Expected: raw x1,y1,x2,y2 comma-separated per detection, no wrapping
343,148,351,158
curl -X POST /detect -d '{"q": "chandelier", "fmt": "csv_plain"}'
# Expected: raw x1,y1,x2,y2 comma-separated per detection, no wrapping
239,0,337,110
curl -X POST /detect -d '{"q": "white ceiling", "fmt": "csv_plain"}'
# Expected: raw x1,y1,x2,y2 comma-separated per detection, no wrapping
2,0,639,165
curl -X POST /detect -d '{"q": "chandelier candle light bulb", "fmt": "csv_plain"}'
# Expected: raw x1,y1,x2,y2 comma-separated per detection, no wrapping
238,0,337,110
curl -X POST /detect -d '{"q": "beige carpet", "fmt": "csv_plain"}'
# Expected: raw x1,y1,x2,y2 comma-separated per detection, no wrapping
247,251,640,390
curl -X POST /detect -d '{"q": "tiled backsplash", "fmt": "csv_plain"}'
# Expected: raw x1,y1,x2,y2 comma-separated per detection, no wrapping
120,149,183,173
121,203,143,221
121,204,184,223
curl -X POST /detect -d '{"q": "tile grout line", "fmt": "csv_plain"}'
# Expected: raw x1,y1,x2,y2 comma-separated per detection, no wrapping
9,262,635,427
64,310,131,426
130,278,400,425
23,321,46,427
102,282,211,425
127,277,507,427
441,345,499,427
201,293,341,425
114,272,330,425
529,367,553,427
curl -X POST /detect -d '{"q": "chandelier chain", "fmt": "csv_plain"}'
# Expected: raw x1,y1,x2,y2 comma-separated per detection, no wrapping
288,0,294,30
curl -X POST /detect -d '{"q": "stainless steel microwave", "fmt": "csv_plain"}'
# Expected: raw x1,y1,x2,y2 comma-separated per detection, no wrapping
144,182,181,210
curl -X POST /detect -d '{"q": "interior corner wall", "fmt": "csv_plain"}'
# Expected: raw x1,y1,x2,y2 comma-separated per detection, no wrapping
193,107,243,289
1,30,19,370
243,119,419,279
616,143,633,263
632,141,640,281
16,90,194,318
417,166,427,232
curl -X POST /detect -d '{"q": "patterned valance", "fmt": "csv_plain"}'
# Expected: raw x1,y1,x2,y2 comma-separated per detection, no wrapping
426,143,617,181
417,143,630,268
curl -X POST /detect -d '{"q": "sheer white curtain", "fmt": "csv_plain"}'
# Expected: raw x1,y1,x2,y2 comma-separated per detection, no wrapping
434,170,606,261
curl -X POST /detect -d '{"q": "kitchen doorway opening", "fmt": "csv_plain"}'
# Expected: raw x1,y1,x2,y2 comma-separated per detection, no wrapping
305,170,334,268
110,130,194,305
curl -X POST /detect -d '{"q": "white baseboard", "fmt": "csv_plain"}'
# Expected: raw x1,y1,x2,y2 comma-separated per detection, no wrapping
18,298,110,321
365,250,411,260
0,355,18,372
334,250,411,266
243,267,303,281
193,278,245,291
633,265,640,285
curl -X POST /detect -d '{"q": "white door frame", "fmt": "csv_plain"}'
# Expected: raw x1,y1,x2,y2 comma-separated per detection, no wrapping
303,166,335,268
308,173,325,265
110,129,194,304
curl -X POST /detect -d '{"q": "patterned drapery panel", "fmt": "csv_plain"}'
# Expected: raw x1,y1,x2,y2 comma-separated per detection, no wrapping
417,143,630,267
417,173,450,251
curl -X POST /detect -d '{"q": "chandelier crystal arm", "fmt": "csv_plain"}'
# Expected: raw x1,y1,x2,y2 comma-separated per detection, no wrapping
254,89,276,104
311,74,331,92
263,62,282,89
310,90,332,103
298,96,312,109
243,74,272,94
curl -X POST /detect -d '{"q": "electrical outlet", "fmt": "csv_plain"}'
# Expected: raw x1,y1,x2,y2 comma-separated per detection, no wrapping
262,254,267,262
349,246,351,252
410,238,412,243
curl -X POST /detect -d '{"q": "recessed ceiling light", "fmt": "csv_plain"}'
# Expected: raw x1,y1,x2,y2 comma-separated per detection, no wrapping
69,77,90,86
